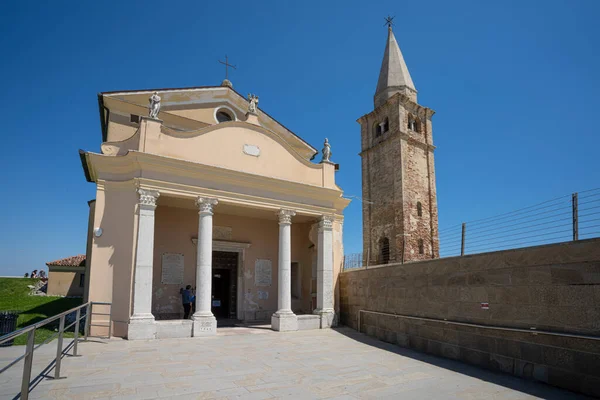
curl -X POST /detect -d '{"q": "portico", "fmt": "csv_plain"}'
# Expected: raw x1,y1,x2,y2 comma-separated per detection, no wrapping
81,87,349,339
125,188,341,339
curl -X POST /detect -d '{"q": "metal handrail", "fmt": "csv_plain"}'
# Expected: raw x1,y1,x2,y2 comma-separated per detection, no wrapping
0,301,112,400
1,303,86,345
357,309,600,341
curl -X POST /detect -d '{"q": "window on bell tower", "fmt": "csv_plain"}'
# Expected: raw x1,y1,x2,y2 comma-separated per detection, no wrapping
418,239,424,255
374,122,382,137
379,237,390,264
408,116,420,132
417,202,422,217
383,118,389,133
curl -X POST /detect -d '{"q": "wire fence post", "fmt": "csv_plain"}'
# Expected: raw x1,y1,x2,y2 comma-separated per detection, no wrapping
20,329,35,400
461,223,466,256
53,315,65,379
572,192,579,241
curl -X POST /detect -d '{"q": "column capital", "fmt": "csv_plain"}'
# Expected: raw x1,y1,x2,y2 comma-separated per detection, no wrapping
196,197,218,215
319,215,335,231
278,209,296,225
137,188,160,210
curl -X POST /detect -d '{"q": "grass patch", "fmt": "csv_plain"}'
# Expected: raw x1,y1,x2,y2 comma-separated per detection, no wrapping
0,278,83,345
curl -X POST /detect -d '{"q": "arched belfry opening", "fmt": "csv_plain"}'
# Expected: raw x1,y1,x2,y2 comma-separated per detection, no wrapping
383,117,389,133
379,237,390,264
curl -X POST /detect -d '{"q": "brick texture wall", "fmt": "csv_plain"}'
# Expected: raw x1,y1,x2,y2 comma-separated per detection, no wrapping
339,238,600,397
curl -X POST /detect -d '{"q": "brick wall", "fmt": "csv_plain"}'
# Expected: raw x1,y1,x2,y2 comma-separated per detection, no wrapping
339,238,600,397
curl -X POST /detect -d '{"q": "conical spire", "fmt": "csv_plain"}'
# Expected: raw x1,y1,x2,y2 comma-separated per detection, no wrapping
374,26,416,107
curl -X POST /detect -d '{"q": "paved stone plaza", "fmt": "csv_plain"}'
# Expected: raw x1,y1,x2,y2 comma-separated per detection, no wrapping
0,327,588,399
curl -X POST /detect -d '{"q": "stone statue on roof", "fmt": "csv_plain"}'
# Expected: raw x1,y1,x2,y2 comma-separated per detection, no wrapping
247,94,259,114
322,138,332,163
149,92,161,119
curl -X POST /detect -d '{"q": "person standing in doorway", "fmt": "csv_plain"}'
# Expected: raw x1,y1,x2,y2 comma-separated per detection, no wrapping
181,285,193,319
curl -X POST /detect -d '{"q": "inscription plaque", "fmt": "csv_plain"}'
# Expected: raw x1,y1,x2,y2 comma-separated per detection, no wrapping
243,144,260,157
255,259,272,287
161,253,184,284
213,226,232,240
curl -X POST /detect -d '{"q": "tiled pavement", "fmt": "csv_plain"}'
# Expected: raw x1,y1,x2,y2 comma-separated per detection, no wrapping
0,326,589,399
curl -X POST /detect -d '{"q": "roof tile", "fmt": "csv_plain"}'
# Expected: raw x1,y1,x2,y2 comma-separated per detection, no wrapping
46,255,86,267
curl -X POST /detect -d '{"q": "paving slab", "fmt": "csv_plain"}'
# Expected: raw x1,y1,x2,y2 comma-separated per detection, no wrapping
0,327,590,399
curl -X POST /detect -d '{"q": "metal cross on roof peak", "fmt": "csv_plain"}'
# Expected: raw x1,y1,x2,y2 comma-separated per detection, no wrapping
218,55,237,80
384,15,395,29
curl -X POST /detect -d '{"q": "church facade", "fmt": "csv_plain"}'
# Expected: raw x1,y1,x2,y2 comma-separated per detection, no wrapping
80,83,349,339
358,26,440,264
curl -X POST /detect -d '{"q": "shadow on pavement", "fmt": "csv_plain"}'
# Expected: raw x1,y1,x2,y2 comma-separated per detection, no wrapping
332,326,589,400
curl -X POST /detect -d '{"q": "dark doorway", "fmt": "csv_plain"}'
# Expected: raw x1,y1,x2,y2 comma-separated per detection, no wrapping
212,269,230,318
211,251,238,320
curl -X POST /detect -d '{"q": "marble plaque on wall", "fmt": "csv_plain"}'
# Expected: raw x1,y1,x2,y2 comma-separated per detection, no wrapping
243,144,260,157
161,253,184,284
213,226,232,240
255,259,272,287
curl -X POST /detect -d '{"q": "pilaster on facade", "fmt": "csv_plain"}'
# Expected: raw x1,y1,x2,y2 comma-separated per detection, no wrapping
314,215,335,328
137,188,160,210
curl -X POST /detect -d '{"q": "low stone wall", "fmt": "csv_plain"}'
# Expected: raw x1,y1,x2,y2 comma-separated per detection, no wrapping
339,238,600,397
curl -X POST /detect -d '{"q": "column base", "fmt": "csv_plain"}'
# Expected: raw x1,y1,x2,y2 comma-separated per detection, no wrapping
313,309,336,329
271,312,298,332
127,315,156,340
192,314,217,336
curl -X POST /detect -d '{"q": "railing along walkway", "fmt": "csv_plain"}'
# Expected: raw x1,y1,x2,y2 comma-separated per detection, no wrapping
0,301,111,400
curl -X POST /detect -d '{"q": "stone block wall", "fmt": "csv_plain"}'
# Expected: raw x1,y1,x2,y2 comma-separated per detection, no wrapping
339,238,600,397
359,93,439,265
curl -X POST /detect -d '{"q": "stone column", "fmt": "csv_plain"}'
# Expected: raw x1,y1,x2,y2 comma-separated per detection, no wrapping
271,209,298,331
314,215,335,328
192,197,218,336
128,188,160,340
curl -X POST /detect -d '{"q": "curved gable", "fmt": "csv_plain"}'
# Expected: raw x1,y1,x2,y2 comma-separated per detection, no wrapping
144,121,325,187
100,86,318,161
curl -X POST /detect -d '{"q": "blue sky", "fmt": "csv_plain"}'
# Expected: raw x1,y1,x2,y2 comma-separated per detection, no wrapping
0,1,599,275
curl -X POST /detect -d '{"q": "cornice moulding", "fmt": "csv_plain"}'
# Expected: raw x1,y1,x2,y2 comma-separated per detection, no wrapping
84,152,350,216
137,177,347,217
359,131,435,156
87,151,342,196
356,92,435,123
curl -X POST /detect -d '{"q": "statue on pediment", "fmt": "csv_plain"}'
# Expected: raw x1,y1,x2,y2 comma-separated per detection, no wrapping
322,138,332,163
247,94,259,114
149,92,161,119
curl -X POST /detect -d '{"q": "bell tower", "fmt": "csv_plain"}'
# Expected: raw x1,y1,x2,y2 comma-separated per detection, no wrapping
358,24,439,264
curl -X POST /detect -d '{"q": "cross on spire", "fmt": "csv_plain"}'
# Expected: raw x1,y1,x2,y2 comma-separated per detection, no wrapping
218,55,236,80
384,15,395,30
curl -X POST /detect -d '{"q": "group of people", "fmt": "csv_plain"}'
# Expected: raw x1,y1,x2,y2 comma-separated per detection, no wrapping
24,270,46,279
180,285,196,319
